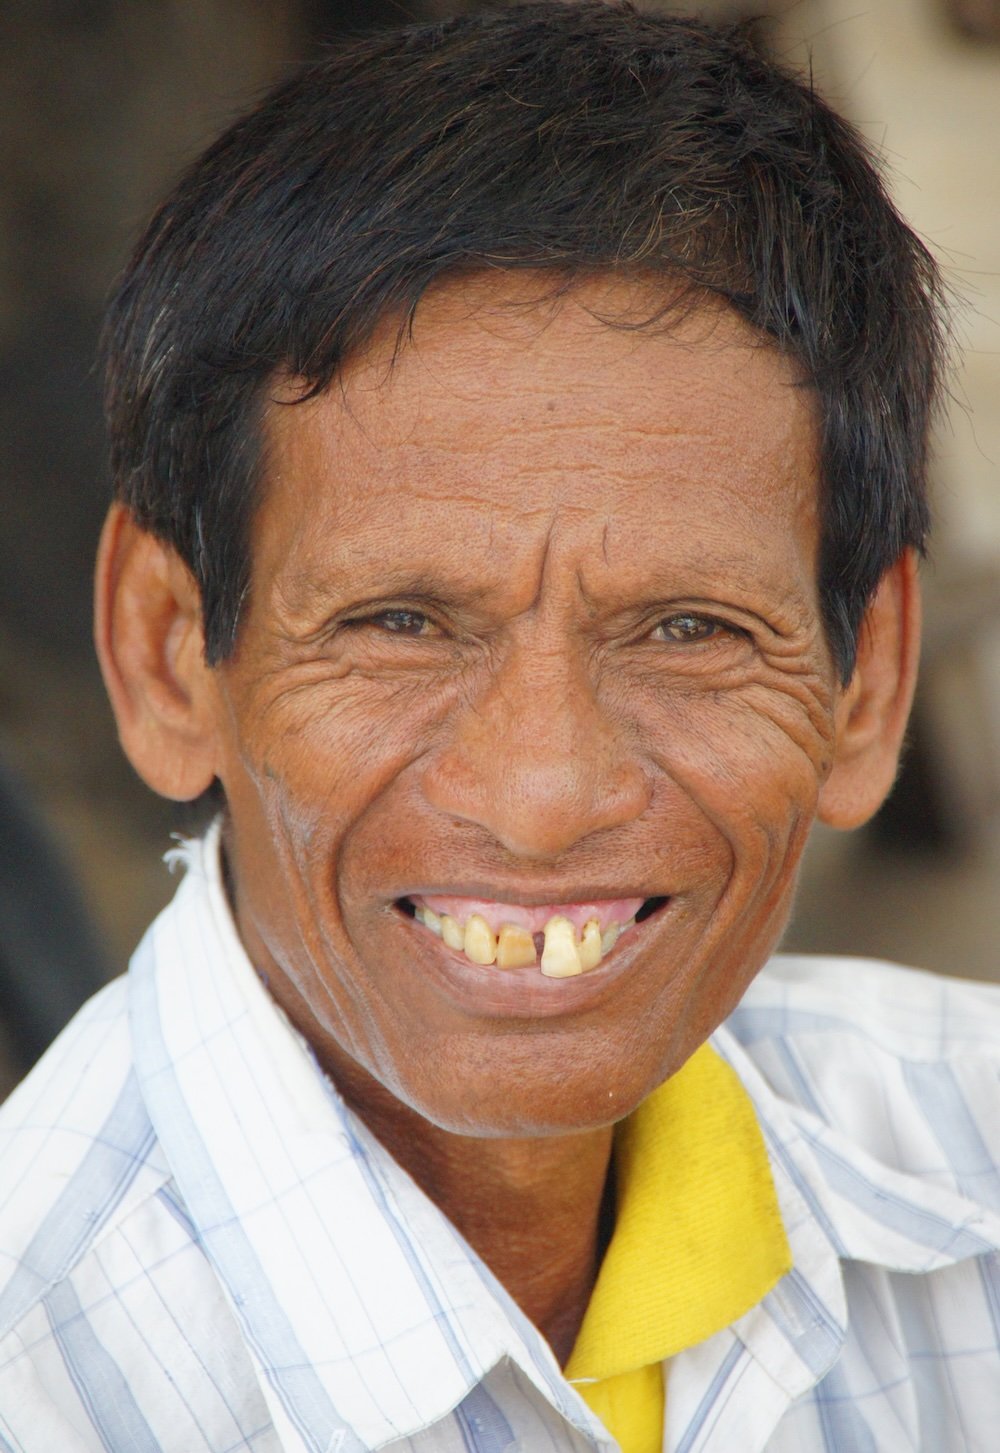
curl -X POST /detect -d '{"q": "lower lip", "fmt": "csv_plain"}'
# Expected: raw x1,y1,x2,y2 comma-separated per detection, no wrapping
389,906,668,1020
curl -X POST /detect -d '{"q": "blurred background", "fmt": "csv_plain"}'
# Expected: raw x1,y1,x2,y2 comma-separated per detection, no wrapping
1,0,998,1097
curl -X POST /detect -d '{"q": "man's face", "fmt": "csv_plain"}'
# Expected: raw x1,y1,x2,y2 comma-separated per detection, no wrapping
210,276,837,1136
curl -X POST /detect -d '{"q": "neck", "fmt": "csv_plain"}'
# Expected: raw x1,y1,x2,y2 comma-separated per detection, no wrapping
340,1074,615,1365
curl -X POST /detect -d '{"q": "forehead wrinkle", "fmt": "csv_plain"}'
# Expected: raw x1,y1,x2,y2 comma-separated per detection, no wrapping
387,414,748,473
357,389,814,516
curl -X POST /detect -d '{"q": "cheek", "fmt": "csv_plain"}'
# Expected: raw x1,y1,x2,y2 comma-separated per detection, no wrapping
642,686,832,867
224,672,451,843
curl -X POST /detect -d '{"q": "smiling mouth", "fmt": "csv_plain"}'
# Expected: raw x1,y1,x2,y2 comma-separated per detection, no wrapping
395,894,669,977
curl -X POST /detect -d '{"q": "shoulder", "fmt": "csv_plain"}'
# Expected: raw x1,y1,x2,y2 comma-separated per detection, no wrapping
0,974,134,1152
0,977,170,1338
735,952,1000,1058
727,955,1000,1194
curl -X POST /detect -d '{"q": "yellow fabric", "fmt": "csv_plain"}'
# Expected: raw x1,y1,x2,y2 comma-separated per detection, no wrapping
564,1043,792,1453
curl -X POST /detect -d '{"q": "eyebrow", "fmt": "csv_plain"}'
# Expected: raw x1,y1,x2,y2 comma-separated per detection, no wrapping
277,566,501,618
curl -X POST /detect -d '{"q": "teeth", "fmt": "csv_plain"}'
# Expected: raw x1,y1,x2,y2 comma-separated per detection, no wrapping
578,919,602,972
417,902,640,975
496,923,537,969
463,913,497,966
416,905,442,936
540,916,584,978
440,914,465,951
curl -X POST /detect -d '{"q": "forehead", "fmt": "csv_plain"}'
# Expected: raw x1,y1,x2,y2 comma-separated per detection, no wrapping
256,274,820,609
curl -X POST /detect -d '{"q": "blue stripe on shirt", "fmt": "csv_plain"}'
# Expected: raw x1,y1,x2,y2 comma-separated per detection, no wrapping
0,1069,154,1338
902,1060,1000,1211
45,1277,160,1453
130,955,367,1453
803,1134,998,1261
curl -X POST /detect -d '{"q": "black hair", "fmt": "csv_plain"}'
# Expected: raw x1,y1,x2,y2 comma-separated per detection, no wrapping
103,0,948,681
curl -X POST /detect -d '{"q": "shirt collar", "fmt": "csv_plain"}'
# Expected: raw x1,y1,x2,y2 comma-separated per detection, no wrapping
701,1020,1000,1408
566,1040,792,1384
714,1019,1000,1273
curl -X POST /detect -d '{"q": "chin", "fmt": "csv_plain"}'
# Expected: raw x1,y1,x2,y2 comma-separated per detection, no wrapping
384,1035,672,1141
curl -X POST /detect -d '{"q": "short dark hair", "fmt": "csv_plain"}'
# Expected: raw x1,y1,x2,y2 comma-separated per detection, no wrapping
103,0,948,681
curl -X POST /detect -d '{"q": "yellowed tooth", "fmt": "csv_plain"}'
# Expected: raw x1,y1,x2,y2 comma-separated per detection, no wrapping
540,915,583,978
601,922,620,956
441,914,465,951
420,906,442,936
578,919,602,972
496,924,537,969
464,913,497,965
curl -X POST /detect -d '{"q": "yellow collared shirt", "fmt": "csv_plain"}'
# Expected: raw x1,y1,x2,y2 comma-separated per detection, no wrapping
565,1043,792,1453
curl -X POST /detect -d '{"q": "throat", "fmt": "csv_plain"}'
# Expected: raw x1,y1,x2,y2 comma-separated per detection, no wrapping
420,1126,616,1365
326,1050,616,1363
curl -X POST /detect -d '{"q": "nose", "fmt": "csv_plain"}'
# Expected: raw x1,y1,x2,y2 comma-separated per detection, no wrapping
420,636,651,860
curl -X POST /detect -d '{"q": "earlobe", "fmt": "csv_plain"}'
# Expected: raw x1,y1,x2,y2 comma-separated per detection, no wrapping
818,550,922,831
94,504,220,801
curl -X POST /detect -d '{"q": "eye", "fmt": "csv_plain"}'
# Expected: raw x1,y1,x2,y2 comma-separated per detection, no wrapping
346,607,437,637
651,612,731,644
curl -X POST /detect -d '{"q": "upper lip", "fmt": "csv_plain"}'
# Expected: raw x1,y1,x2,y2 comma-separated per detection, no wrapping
392,882,666,906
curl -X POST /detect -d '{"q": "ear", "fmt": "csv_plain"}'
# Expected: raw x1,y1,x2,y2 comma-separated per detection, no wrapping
94,504,220,801
818,549,921,830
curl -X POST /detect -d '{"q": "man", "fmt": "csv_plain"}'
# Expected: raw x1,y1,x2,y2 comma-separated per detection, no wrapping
1,3,997,1450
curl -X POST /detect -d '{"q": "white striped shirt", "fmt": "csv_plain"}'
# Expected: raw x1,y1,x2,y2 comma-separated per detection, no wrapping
1,831,998,1452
